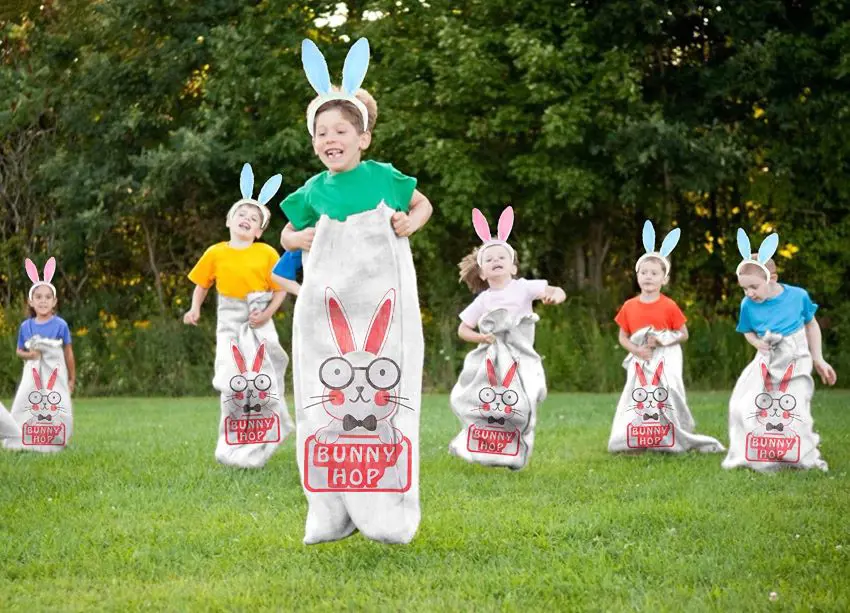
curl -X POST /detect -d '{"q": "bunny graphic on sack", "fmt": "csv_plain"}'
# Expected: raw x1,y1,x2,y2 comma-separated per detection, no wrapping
222,341,283,447
624,360,675,448
722,228,833,472
309,288,408,446
5,257,75,452
610,221,724,454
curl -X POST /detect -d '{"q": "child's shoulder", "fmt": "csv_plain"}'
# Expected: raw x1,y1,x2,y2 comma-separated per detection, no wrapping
780,283,809,297
252,241,280,258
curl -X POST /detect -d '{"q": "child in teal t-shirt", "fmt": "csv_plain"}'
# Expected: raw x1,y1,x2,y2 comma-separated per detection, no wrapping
279,88,432,252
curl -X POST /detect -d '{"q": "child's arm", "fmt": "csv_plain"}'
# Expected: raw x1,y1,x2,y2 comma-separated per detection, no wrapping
458,321,495,345
16,347,40,361
743,331,771,353
63,344,76,393
540,285,566,305
619,327,652,361
271,273,300,297
805,317,837,385
281,222,315,252
183,285,209,325
392,190,433,237
249,290,286,328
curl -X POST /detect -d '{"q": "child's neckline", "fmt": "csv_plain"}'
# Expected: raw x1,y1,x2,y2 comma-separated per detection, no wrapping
327,161,365,177
488,278,516,292
638,292,662,304
226,239,255,251
762,283,786,302
33,314,56,324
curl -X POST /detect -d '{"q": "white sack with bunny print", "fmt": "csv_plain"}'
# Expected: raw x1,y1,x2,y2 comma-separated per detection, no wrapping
449,309,546,469
0,400,20,442
608,330,725,454
722,329,827,472
293,204,423,545
302,38,370,135
5,257,73,452
213,292,293,468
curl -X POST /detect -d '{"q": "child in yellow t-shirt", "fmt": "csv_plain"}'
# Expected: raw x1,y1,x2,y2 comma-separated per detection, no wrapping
182,163,293,469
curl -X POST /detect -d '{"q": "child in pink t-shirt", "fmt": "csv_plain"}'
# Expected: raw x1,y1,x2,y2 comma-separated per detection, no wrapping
457,207,564,344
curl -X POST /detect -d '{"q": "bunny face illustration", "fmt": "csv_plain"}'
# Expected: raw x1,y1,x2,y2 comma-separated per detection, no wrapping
751,362,799,436
225,342,277,416
630,361,671,423
27,367,64,422
474,358,525,430
309,288,410,445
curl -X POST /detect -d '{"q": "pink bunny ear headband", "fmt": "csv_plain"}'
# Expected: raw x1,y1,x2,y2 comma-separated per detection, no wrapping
472,206,515,266
25,257,57,300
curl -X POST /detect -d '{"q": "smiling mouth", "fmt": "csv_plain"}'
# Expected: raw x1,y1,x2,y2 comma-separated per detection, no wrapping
325,148,343,160
238,222,251,231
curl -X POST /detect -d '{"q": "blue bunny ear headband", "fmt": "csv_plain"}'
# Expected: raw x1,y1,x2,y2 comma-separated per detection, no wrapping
735,228,779,280
636,220,681,278
302,38,370,136
226,163,282,230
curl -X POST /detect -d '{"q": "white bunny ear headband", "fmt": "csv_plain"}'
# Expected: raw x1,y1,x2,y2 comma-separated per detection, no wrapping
25,257,57,300
226,163,282,230
735,228,779,281
302,38,370,136
635,220,681,278
472,206,515,266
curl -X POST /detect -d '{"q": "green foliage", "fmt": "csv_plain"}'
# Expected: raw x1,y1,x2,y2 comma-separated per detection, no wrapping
2,1,850,392
1,393,849,610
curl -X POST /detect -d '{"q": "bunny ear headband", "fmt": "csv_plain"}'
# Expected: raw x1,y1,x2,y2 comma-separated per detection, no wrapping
735,228,779,281
302,37,370,136
472,206,515,266
26,257,57,300
226,163,282,230
635,220,681,277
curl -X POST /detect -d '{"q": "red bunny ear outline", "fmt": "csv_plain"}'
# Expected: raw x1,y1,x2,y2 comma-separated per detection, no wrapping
651,361,664,386
502,361,518,388
47,368,58,390
252,343,266,373
231,342,247,374
634,362,648,387
486,358,498,387
32,368,43,390
363,289,396,355
778,362,795,392
325,288,356,355
760,363,773,392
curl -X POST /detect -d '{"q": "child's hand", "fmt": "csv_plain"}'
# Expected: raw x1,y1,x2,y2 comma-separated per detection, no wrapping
479,333,496,344
814,359,837,386
754,340,771,353
291,228,315,251
542,286,567,305
183,309,200,326
69,380,76,394
633,346,653,361
391,212,417,237
21,349,41,361
249,309,271,328
646,336,659,348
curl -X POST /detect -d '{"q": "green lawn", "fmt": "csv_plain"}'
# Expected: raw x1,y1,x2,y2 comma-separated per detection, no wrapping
1,392,848,612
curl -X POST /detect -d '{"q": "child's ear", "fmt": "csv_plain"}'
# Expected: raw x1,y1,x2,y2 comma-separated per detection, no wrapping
359,130,372,151
511,263,518,276
770,272,779,283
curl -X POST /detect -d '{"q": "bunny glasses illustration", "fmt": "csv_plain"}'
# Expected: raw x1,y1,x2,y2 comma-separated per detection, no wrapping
750,362,800,437
630,361,672,423
306,288,413,445
476,359,525,429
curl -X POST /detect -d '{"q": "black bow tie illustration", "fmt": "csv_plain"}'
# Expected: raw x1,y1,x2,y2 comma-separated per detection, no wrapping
243,404,262,414
37,415,52,422
766,423,784,432
488,416,506,425
643,413,659,420
343,414,377,432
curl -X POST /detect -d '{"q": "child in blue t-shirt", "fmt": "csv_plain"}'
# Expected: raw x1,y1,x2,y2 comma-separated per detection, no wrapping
722,230,835,472
271,250,302,297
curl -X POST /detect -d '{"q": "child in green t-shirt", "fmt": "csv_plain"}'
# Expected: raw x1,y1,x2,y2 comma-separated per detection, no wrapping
279,47,432,251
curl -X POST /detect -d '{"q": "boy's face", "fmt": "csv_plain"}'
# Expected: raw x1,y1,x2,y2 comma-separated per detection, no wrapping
29,285,57,317
479,245,516,283
637,258,667,293
227,204,263,241
312,108,370,173
738,272,772,302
